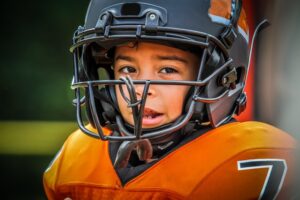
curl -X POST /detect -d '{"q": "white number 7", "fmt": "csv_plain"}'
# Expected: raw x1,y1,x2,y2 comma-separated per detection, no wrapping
238,159,287,200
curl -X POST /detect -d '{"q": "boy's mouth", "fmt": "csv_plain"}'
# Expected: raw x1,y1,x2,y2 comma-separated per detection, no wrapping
143,108,162,118
142,108,164,126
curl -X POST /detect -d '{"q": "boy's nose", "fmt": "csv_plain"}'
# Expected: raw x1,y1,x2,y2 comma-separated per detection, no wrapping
135,84,155,97
133,69,156,98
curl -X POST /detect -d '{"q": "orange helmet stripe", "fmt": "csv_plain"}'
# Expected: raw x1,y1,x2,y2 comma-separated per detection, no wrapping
209,0,249,42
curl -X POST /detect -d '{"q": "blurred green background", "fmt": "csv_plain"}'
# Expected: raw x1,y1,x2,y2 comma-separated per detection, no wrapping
0,0,88,121
0,0,88,199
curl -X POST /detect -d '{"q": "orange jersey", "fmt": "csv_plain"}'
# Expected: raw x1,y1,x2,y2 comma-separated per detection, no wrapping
43,121,298,200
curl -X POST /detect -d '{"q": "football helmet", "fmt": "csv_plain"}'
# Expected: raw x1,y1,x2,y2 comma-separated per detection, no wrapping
70,0,250,142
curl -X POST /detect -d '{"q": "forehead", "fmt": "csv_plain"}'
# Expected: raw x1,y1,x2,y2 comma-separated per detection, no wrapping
114,42,199,62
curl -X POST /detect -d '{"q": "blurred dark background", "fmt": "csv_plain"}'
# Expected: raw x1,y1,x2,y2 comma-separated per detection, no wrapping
0,0,89,199
0,0,88,121
0,0,299,199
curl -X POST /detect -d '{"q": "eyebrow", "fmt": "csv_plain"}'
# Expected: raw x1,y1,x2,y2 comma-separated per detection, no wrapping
155,55,188,64
114,55,134,62
114,54,189,64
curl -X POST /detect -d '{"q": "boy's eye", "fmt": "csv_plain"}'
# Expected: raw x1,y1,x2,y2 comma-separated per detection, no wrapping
160,67,178,74
119,66,136,74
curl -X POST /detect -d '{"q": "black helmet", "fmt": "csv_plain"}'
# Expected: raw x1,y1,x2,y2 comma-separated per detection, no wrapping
70,0,249,141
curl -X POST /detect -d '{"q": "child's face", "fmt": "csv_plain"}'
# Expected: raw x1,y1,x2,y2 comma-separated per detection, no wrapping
114,42,199,129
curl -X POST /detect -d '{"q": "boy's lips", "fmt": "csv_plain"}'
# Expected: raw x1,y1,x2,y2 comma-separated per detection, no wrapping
142,108,164,126
143,108,162,118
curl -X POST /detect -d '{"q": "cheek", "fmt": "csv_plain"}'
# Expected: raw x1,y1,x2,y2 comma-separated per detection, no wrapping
161,86,190,118
115,87,131,121
116,88,124,112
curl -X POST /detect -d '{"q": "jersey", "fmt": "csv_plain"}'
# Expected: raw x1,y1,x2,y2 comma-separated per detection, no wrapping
43,121,298,200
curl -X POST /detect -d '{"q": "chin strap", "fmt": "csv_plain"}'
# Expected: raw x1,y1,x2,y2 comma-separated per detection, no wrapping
114,139,153,169
113,120,199,169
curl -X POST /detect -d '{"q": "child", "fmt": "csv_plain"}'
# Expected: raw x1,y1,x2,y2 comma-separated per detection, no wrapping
44,0,298,199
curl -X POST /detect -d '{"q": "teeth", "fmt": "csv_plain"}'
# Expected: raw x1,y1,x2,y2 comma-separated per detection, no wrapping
144,115,153,119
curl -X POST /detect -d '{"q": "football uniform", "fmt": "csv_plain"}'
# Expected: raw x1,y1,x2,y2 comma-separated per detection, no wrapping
43,121,297,200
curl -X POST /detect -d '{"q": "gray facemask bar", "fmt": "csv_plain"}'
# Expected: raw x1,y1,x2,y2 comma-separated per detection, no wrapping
71,39,233,141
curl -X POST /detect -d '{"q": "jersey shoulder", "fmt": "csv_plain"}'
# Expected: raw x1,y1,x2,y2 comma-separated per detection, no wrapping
207,121,297,150
185,121,298,199
43,125,115,193
137,121,298,199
